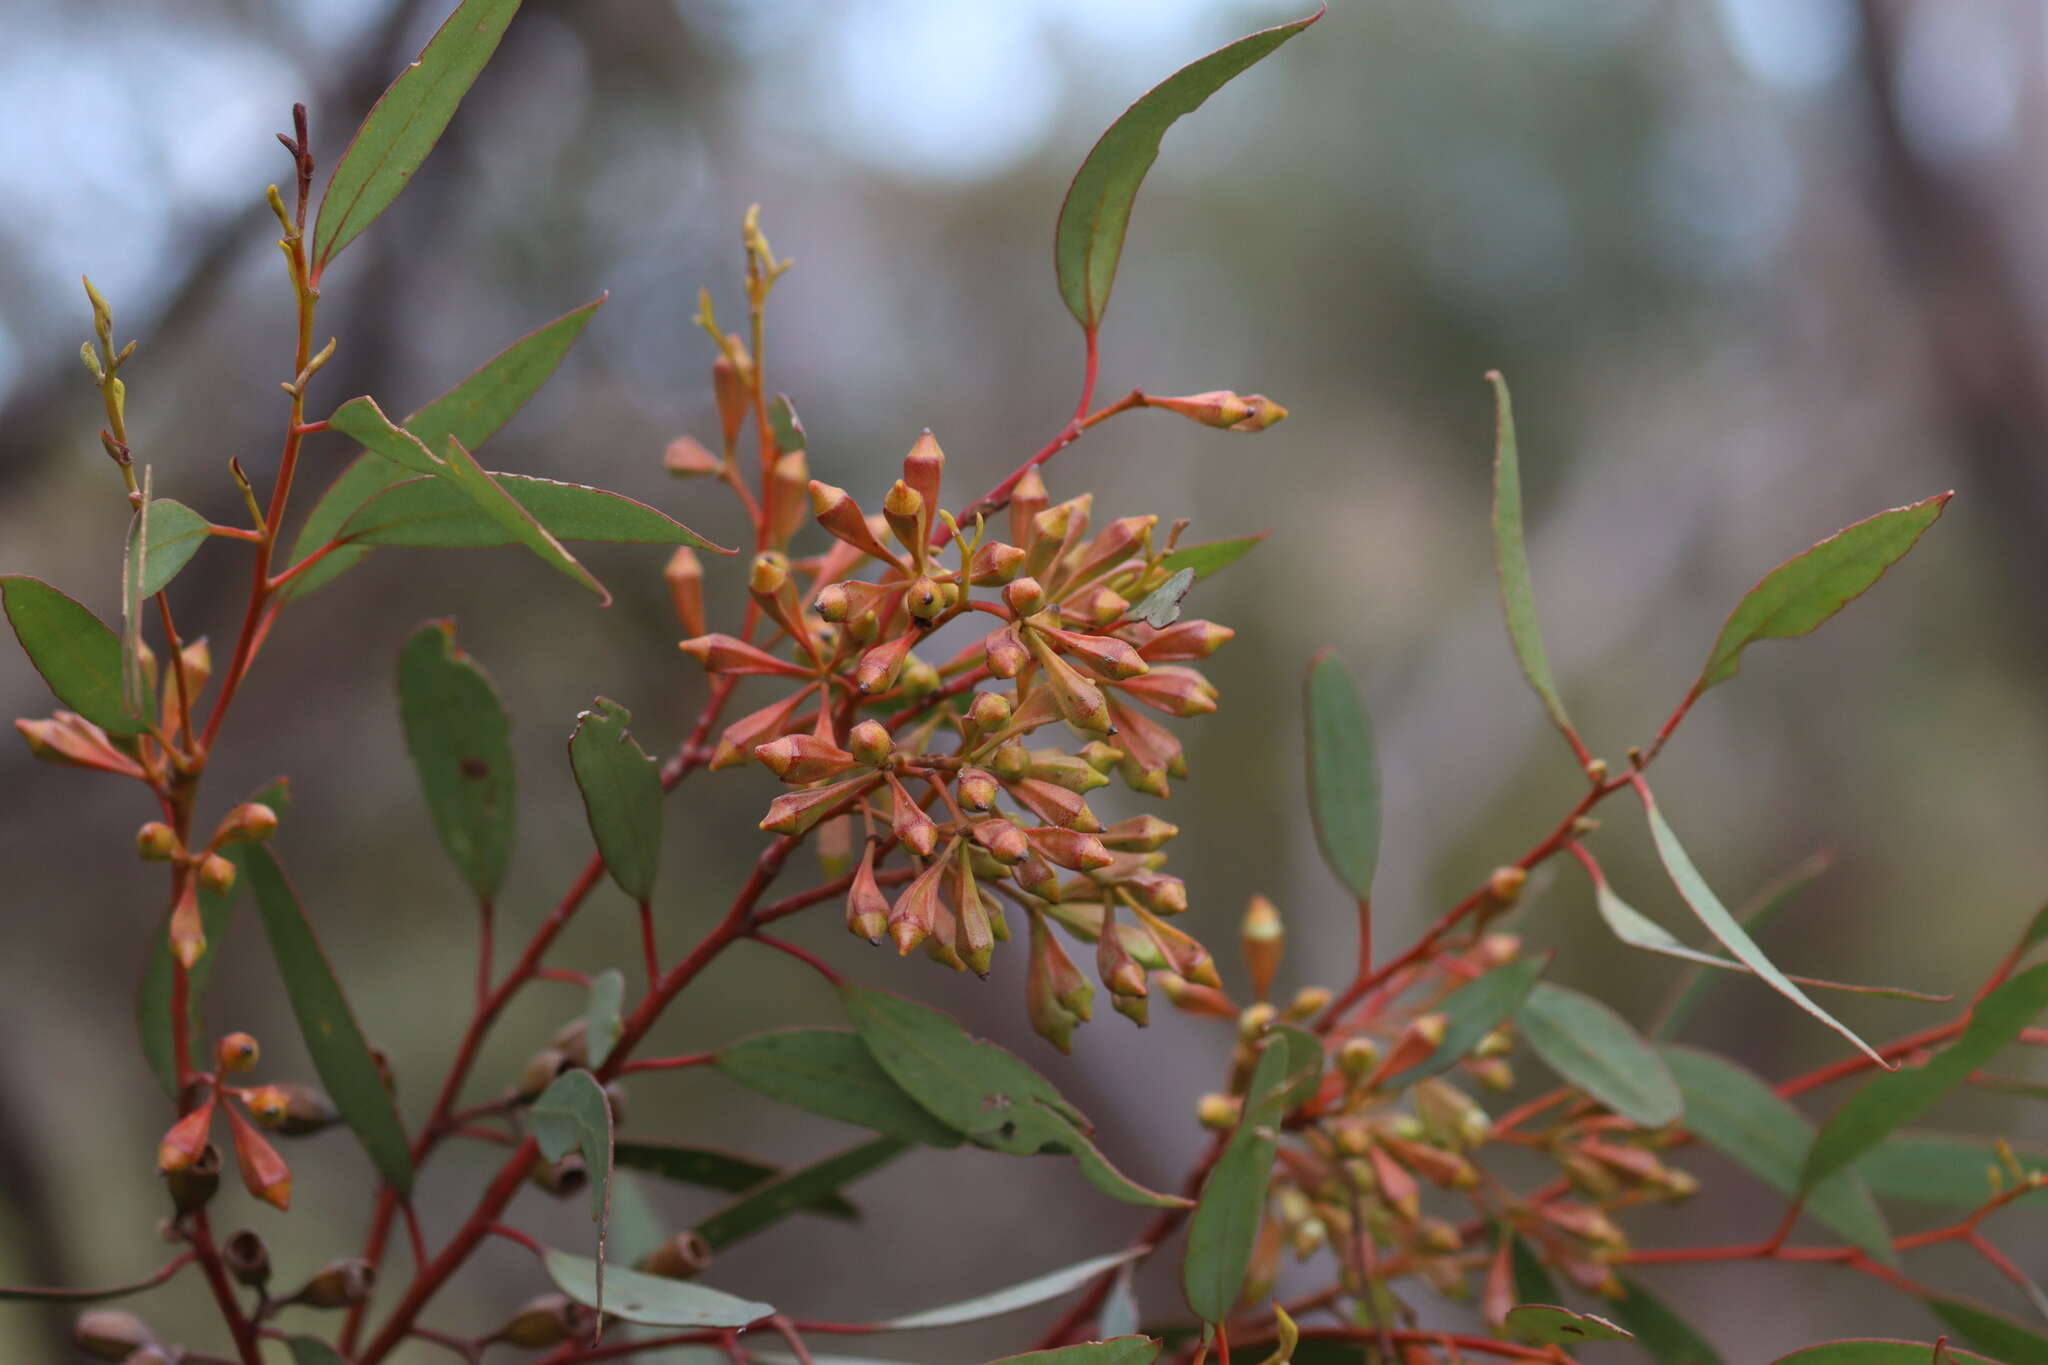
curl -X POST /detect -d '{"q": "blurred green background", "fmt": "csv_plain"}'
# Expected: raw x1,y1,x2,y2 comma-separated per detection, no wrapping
4,0,2046,1359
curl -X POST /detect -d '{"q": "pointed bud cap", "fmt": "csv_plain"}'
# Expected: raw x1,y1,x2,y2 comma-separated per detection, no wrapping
663,436,721,477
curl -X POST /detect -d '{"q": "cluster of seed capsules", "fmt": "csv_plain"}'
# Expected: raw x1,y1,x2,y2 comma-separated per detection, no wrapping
674,431,1236,1051
1212,910,1703,1339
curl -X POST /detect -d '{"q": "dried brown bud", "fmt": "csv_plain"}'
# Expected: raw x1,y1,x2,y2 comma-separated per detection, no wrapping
222,1229,269,1288
1008,466,1049,547
493,1292,595,1349
638,1232,714,1281
288,1258,375,1309
712,341,751,446
529,1151,588,1197
75,1310,156,1361
162,1141,221,1217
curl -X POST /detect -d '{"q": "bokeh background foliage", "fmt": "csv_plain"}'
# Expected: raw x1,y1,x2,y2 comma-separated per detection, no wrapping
3,0,2046,1359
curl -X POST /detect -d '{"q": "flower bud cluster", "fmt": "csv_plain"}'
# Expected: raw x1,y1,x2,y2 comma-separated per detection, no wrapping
675,432,1236,1050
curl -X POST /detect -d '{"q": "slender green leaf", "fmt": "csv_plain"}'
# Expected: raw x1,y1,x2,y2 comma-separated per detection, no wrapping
1383,954,1548,1090
714,1027,963,1148
1517,983,1682,1128
1771,1343,1996,1364
767,394,806,453
136,779,288,1097
876,1247,1144,1330
612,1142,859,1220
840,984,1086,1153
1183,1038,1289,1322
287,1340,349,1365
288,297,606,598
568,699,663,903
326,395,445,476
585,968,625,1070
238,846,413,1195
1653,849,1834,1041
1659,1045,1893,1264
1053,9,1320,330
533,1068,614,1225
1487,372,1575,741
340,473,722,551
1510,1234,1561,1304
987,1341,1160,1365
2,575,150,734
1132,568,1194,629
132,498,210,597
1697,494,1951,693
695,1136,905,1250
1928,1297,2048,1364
1271,1024,1326,1110
1804,962,2048,1191
2018,902,2048,957
1156,534,1263,581
606,1169,666,1268
1638,782,1886,1066
840,985,1181,1207
1607,1276,1723,1365
1098,1266,1140,1341
1855,1133,2045,1209
1503,1304,1631,1345
440,434,608,600
397,620,514,902
543,1251,771,1329
312,0,522,269
325,399,608,600
1304,650,1378,901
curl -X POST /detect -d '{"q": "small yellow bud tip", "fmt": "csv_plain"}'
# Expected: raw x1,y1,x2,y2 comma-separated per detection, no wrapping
173,938,207,970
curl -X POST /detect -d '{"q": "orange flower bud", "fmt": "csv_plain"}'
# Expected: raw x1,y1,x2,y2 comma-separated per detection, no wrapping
1025,749,1111,794
679,633,810,679
957,766,999,810
951,855,996,976
808,481,900,565
212,802,278,847
1040,626,1148,682
759,775,875,837
1108,699,1181,795
158,1095,216,1172
663,435,721,477
970,818,1030,865
1063,585,1130,628
222,1101,291,1210
902,430,945,516
854,630,917,694
663,547,706,638
1096,906,1149,1001
711,343,750,446
1131,618,1235,662
1001,777,1100,832
1015,855,1061,901
1101,814,1178,852
968,540,1025,585
1002,576,1046,616
245,1082,339,1135
885,773,939,856
17,712,146,777
1023,825,1113,871
712,690,809,769
768,449,809,550
1148,390,1254,428
846,842,891,943
1159,972,1238,1019
1117,665,1218,717
984,623,1030,678
1007,466,1049,546
882,480,926,559
1064,515,1156,587
1023,632,1112,735
136,821,179,861
1367,1144,1421,1220
1132,903,1219,987
215,1032,259,1073
197,853,237,896
889,853,950,955
168,879,206,970
1026,910,1093,1052
1122,870,1188,916
904,575,945,622
755,734,857,784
